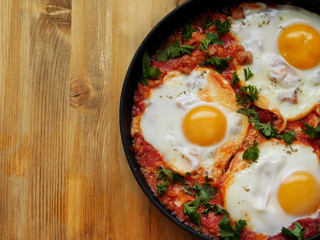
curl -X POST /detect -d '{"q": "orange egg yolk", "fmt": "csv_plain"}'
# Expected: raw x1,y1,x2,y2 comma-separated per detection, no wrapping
183,105,227,146
278,171,320,216
278,24,320,70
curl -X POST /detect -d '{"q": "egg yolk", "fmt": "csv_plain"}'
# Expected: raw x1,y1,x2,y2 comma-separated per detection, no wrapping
183,105,226,146
278,171,320,216
278,24,320,70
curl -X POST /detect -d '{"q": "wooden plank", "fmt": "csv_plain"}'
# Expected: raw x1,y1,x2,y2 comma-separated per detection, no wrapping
110,0,176,239
67,0,112,239
111,0,198,239
0,0,206,239
0,0,71,238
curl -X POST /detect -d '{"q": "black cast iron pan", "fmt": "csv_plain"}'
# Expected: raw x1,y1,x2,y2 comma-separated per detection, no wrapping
120,0,320,239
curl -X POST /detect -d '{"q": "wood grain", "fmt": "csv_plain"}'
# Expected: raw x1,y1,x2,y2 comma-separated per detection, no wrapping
0,0,202,239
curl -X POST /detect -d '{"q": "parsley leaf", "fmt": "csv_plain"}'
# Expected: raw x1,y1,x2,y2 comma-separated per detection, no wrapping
199,39,211,53
148,67,162,79
205,32,225,45
232,72,240,85
157,179,169,196
155,39,195,62
236,108,259,120
204,56,233,72
244,67,254,81
237,107,281,140
237,105,296,144
157,167,175,182
219,213,247,240
183,180,217,226
183,202,201,226
236,85,259,105
214,19,231,35
302,121,320,139
182,24,196,41
156,167,186,196
199,32,225,53
279,130,297,144
254,121,279,139
204,18,214,29
281,222,305,240
141,53,162,86
243,142,260,162
202,203,225,216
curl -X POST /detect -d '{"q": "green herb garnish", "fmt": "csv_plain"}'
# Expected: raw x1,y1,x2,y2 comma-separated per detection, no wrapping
155,39,195,62
183,180,217,226
141,53,162,86
281,222,305,240
202,203,225,216
243,142,260,162
279,130,297,144
203,56,233,72
302,118,320,139
214,19,231,35
236,85,259,105
218,213,247,240
244,67,254,81
232,72,240,86
182,24,196,41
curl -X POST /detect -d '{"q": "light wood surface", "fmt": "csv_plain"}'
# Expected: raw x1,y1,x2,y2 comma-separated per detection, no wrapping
0,0,202,239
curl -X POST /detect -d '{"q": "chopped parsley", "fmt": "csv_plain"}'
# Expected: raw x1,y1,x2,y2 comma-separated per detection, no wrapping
236,85,259,105
279,130,297,145
244,67,254,81
199,32,225,53
141,53,162,86
237,107,295,142
202,203,225,216
155,39,195,62
204,18,231,35
202,56,233,72
236,108,259,120
205,32,225,45
156,180,169,196
243,142,260,162
183,202,201,226
214,19,231,35
156,167,185,196
199,39,211,53
254,121,279,139
232,72,240,86
281,222,305,240
302,118,320,139
218,213,247,240
204,18,215,29
182,24,196,41
183,181,217,226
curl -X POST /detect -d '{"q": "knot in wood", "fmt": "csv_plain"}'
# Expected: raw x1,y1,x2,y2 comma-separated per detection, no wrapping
45,1,71,27
70,79,91,107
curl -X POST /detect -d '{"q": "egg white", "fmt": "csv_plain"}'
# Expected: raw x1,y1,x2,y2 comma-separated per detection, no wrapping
137,68,248,180
232,3,320,121
224,140,320,236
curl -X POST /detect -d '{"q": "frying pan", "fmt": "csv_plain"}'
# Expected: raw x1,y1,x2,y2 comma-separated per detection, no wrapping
119,0,320,239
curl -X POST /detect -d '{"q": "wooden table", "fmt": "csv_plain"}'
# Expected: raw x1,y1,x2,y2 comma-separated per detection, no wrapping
0,0,202,239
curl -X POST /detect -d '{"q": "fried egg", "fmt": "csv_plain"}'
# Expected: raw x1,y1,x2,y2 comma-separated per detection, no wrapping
132,68,249,181
223,139,320,236
232,3,320,121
